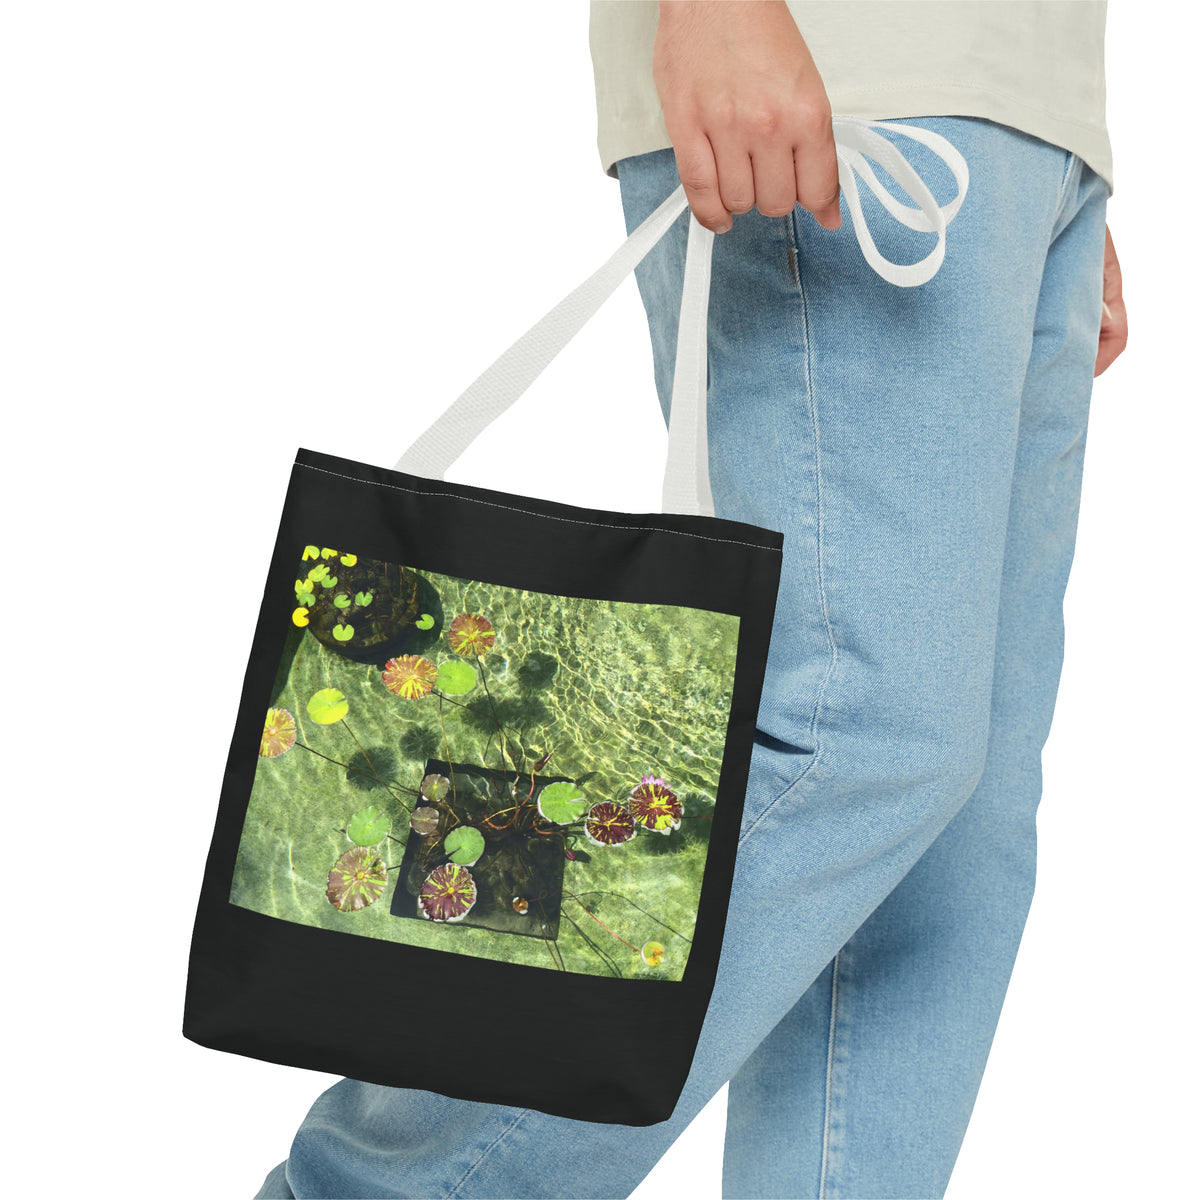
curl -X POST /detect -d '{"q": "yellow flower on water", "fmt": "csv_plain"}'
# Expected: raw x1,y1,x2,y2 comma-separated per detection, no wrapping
292,607,310,627
302,545,320,561
641,941,665,967
340,553,357,567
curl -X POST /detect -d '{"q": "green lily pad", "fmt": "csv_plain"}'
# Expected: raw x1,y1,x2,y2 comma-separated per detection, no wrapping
320,575,338,589
435,659,476,695
444,825,485,865
537,781,587,825
416,613,435,630
331,624,354,642
355,590,373,606
333,593,351,609
348,805,390,846
307,688,348,724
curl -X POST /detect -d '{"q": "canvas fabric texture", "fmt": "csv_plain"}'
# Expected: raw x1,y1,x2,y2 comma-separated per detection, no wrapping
588,0,1113,198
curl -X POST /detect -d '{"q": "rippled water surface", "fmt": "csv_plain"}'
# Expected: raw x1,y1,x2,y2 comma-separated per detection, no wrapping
230,558,740,982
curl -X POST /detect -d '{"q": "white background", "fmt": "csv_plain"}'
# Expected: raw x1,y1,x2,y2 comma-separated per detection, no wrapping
3,2,1193,1198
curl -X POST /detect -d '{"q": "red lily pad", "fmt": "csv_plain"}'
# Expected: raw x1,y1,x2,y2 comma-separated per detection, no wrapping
418,863,477,923
628,775,683,833
584,801,638,847
326,846,389,912
447,612,496,657
382,654,437,699
259,708,296,758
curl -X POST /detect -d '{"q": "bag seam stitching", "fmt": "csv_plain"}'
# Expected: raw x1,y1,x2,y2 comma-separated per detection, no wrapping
296,461,783,553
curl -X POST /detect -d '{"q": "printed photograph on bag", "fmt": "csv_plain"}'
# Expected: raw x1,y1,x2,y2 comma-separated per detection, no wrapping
229,543,741,982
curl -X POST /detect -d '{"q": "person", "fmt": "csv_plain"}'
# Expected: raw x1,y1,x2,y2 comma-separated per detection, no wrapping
254,3,1127,1196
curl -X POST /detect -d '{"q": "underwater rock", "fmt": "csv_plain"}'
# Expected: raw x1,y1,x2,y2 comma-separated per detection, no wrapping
298,550,424,663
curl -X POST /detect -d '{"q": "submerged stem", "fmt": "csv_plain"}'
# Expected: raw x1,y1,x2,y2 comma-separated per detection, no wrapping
339,718,413,814
557,889,639,952
475,655,518,776
565,888,693,944
438,692,458,808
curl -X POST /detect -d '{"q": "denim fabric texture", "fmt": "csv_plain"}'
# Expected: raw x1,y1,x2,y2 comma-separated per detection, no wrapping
254,115,1108,1199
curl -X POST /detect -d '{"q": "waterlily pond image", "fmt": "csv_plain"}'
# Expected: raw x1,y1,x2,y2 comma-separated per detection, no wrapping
229,543,741,981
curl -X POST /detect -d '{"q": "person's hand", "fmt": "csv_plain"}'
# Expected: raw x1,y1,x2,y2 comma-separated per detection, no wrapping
1095,224,1127,376
652,0,840,234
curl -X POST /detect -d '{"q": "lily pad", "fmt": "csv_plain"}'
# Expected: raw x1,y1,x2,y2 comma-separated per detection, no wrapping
382,655,437,699
416,613,435,630
348,805,390,846
326,846,389,912
584,800,637,847
641,941,666,967
435,659,476,695
447,612,496,657
259,708,297,758
331,624,354,642
420,773,450,803
307,688,348,725
628,775,683,833
418,862,477,923
444,825,485,866
537,781,587,825
410,806,440,836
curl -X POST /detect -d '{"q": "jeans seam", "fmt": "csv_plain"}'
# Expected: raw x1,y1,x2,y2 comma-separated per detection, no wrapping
445,1109,533,1198
818,949,844,1200
739,211,838,843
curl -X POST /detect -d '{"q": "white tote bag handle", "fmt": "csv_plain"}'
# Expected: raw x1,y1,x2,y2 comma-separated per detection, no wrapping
392,117,969,518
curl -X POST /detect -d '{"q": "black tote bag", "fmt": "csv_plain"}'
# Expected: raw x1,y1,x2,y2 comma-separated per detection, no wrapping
182,182,784,1126
181,116,968,1126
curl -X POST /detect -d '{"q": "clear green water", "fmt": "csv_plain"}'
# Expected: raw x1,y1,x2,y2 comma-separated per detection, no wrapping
230,559,740,982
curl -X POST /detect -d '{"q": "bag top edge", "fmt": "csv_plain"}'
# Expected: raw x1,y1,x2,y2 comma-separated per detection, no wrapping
293,448,784,554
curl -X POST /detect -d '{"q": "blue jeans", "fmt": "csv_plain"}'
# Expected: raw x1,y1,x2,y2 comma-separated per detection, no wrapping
254,116,1108,1199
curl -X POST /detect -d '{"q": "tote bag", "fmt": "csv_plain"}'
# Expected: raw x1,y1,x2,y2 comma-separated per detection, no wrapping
183,117,968,1126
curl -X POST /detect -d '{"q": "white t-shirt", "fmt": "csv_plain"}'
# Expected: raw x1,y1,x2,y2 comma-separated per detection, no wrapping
589,0,1113,196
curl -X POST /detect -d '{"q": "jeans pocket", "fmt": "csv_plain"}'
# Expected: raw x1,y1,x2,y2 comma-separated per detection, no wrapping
738,732,818,844
1052,150,1080,227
